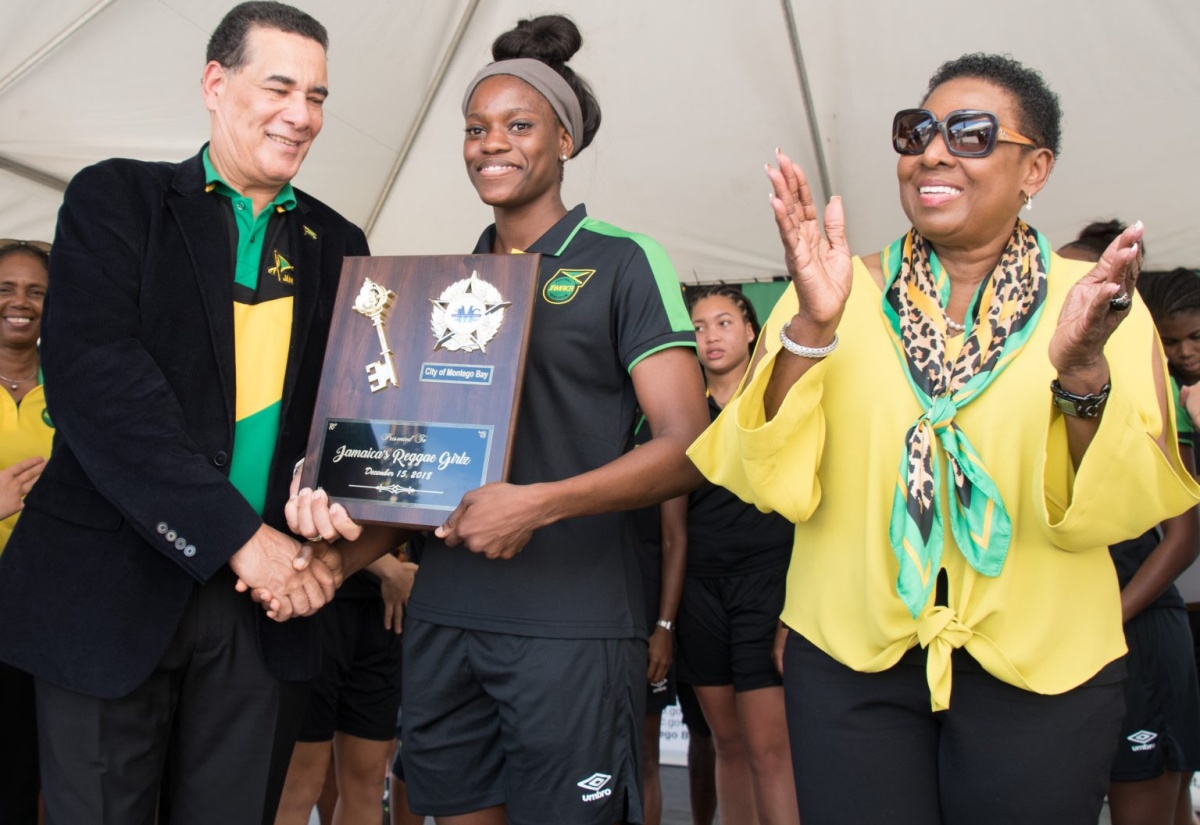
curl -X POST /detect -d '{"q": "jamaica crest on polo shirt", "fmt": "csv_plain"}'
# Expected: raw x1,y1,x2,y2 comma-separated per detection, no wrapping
542,269,595,305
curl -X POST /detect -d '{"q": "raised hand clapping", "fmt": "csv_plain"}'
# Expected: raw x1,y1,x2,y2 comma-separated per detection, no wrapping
1049,220,1144,382
767,148,853,339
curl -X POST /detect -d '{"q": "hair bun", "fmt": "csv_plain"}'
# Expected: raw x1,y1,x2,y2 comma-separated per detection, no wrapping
492,14,582,67
485,13,602,155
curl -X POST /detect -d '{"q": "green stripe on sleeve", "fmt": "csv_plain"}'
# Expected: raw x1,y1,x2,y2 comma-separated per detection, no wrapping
628,340,697,371
581,220,692,332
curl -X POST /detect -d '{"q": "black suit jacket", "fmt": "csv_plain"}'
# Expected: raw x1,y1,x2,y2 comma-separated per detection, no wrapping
0,148,368,698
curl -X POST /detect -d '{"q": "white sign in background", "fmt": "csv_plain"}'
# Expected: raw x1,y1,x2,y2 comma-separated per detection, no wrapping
658,701,689,767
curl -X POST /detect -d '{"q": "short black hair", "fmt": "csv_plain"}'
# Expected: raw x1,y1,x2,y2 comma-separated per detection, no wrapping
1060,219,1145,263
491,15,602,154
923,53,1062,157
207,2,328,72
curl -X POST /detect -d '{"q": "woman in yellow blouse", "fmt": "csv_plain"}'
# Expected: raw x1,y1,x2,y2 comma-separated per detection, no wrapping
0,238,51,824
0,240,50,541
689,54,1200,825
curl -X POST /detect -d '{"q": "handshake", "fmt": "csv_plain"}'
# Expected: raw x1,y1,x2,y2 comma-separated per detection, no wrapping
232,452,550,620
231,477,366,622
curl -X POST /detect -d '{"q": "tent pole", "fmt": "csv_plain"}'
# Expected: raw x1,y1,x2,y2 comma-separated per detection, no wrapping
779,0,833,200
0,0,119,97
364,0,482,236
0,154,68,193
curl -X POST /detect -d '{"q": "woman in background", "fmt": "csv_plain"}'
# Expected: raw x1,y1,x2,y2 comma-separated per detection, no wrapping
0,238,52,824
676,285,798,825
1064,233,1200,825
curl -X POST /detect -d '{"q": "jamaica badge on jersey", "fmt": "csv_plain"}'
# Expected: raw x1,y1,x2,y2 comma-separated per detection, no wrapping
268,250,295,284
543,268,595,304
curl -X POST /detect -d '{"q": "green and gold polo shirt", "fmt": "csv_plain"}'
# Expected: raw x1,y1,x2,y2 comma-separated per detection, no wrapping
204,148,297,515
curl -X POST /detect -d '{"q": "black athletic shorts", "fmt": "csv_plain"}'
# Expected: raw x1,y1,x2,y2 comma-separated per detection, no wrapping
400,618,645,824
676,566,786,692
1111,605,1200,781
297,596,403,742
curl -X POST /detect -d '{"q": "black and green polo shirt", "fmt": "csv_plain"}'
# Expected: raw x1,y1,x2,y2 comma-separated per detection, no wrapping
406,204,696,640
203,148,297,515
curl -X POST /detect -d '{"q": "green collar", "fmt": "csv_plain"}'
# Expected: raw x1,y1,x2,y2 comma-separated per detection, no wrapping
202,146,297,213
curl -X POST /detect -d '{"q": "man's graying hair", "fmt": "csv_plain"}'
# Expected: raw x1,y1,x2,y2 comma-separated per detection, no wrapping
206,1,328,71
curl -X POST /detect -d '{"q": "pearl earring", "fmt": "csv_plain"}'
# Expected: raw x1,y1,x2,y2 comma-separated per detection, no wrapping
1024,193,1033,211
560,154,569,162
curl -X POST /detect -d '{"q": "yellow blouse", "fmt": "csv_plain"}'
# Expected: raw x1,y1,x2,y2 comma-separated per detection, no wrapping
0,384,54,551
688,254,1200,710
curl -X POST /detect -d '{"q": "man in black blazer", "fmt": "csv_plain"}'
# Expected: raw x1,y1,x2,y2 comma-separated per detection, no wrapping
0,3,368,822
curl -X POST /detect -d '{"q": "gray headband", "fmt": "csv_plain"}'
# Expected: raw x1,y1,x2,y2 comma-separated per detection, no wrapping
461,58,583,154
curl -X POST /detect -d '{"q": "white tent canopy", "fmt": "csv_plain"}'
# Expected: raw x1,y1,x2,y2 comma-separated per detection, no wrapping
3,0,1199,280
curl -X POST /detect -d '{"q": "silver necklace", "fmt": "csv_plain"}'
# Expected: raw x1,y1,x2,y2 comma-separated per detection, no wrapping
0,368,37,391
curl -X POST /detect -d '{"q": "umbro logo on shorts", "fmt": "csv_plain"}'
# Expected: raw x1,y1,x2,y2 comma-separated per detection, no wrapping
577,772,613,802
1127,730,1158,752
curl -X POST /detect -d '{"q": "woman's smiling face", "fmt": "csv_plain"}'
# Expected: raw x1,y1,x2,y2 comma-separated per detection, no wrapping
463,74,571,211
0,250,48,350
896,77,1047,251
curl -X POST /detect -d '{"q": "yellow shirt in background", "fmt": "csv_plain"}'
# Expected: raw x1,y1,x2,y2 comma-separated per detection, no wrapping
0,384,53,551
688,253,1200,710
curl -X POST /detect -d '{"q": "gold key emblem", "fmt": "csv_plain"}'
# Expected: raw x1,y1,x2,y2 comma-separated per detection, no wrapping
353,278,399,392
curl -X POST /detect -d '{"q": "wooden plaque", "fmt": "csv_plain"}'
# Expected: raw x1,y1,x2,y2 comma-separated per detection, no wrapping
301,254,540,528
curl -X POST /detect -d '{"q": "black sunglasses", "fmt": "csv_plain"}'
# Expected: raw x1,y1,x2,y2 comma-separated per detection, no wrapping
892,109,1036,158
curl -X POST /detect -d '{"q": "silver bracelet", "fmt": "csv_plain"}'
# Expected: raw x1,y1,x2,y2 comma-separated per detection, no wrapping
780,322,838,359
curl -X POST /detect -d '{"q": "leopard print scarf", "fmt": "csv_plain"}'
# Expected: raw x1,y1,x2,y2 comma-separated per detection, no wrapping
881,221,1049,619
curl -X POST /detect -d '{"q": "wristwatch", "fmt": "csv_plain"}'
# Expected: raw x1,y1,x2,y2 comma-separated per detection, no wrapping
655,619,675,633
1050,379,1111,419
